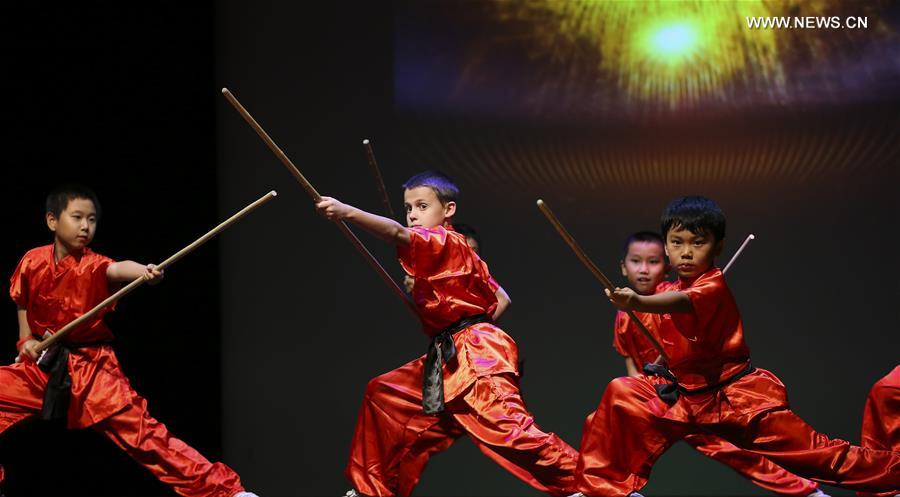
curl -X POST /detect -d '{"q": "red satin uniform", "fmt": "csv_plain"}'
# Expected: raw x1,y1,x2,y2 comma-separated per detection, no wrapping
579,268,900,496
858,365,900,497
1,245,244,497
610,281,672,367
346,226,578,497
612,289,819,497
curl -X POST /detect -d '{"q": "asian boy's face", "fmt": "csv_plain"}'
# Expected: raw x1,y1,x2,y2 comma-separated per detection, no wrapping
403,186,456,229
46,197,97,253
620,241,668,295
665,225,723,279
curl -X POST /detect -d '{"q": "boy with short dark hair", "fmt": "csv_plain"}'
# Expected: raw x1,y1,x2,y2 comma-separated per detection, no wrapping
317,171,577,497
612,230,825,497
613,231,671,377
2,185,256,497
575,196,899,497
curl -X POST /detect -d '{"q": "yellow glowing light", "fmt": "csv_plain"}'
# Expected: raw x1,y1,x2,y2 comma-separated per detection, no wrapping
644,21,698,63
489,0,785,109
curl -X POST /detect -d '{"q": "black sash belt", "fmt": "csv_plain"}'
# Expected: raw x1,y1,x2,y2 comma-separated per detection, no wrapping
642,361,755,405
422,314,492,415
39,339,111,421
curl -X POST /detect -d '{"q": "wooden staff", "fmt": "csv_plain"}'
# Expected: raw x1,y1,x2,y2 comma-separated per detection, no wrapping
362,139,396,219
26,190,278,359
722,234,755,274
536,199,670,362
221,88,418,318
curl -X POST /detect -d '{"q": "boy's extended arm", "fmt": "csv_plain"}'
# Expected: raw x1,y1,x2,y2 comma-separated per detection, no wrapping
107,261,164,285
606,287,693,314
316,196,410,246
492,286,511,321
624,357,641,377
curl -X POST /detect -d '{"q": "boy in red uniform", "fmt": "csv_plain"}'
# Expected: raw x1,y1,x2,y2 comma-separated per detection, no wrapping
575,196,900,497
612,232,672,378
316,171,578,497
858,365,900,497
1,185,257,497
611,231,825,497
401,223,510,320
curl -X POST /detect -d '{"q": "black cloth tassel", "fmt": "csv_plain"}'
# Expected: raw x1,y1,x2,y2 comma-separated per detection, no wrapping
422,314,491,415
41,345,72,421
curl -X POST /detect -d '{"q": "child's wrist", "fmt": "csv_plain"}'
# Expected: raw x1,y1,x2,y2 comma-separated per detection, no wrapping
345,205,359,220
16,336,36,351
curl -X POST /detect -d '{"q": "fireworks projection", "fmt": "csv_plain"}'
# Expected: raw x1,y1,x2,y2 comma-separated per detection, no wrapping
388,0,900,193
395,0,899,118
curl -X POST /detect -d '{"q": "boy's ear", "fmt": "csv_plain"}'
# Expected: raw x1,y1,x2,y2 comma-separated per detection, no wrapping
620,260,627,277
444,201,457,219
714,239,724,257
46,212,58,232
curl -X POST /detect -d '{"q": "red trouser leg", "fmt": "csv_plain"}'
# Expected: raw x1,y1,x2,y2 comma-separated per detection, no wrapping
577,376,688,497
716,407,900,494
684,433,819,496
0,362,47,488
394,412,463,497
858,366,900,497
577,377,821,497
346,357,578,497
346,356,454,497
699,369,900,495
92,393,244,497
0,362,46,428
451,374,578,497
861,366,900,452
579,371,900,496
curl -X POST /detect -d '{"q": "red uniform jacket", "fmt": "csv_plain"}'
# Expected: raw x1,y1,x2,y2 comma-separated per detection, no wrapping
9,245,133,427
612,281,673,366
398,225,517,401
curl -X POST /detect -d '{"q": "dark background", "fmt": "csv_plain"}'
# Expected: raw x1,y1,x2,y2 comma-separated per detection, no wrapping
5,2,900,497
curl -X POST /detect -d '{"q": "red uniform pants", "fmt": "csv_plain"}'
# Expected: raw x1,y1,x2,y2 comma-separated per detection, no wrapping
682,432,818,496
577,371,900,497
0,360,243,497
859,365,900,497
346,355,578,497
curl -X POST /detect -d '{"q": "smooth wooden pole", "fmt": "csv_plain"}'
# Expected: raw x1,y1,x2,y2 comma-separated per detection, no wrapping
31,190,278,357
723,234,755,274
537,199,670,362
222,88,418,318
362,139,396,219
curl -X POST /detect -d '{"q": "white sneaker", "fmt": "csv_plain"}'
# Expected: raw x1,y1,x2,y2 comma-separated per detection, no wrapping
629,493,645,497
344,490,362,497
806,491,830,497
566,493,585,497
233,492,259,497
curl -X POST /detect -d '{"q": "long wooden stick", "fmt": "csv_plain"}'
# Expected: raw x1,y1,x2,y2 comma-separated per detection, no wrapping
536,199,670,362
722,234,755,274
221,88,418,319
32,190,278,356
362,139,396,219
